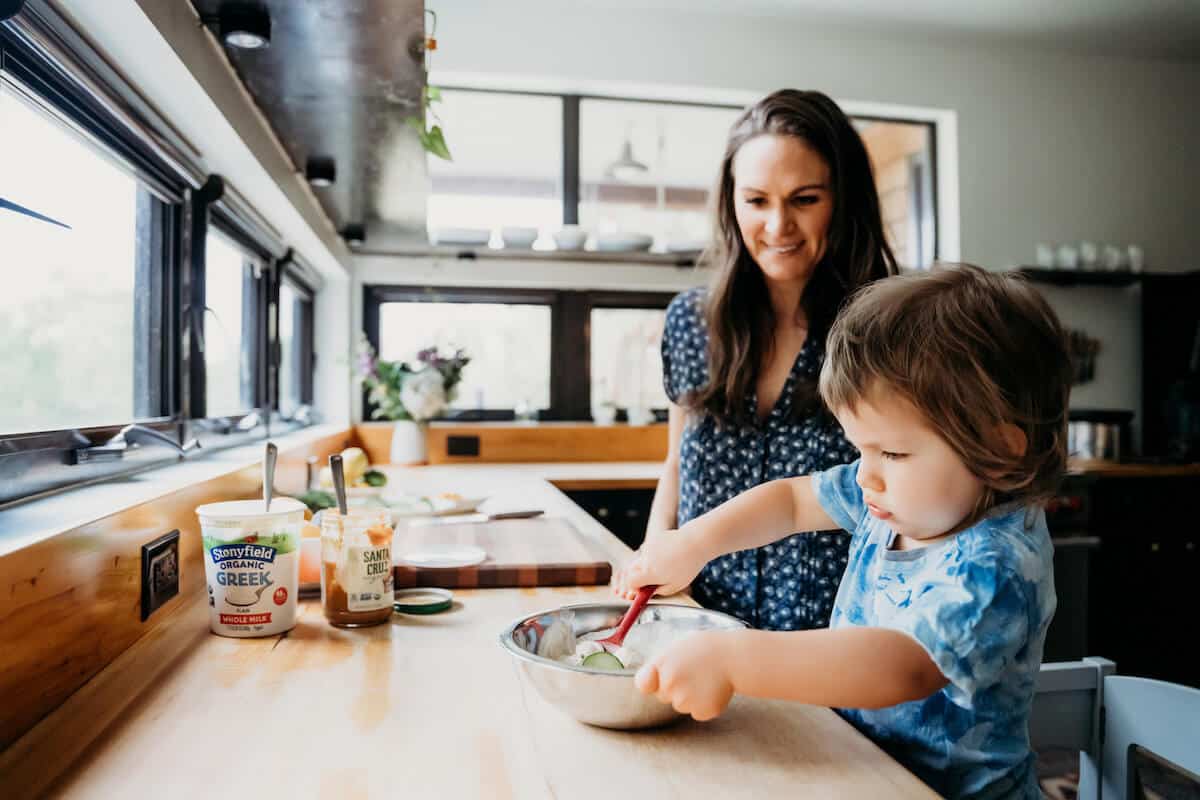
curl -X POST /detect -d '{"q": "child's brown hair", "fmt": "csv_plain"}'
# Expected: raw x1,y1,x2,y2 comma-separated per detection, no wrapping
819,263,1072,514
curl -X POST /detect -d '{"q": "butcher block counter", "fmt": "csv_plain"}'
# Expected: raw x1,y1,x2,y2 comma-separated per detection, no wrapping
1,464,936,799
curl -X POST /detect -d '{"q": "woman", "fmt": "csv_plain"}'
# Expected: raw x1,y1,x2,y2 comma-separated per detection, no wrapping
647,89,897,630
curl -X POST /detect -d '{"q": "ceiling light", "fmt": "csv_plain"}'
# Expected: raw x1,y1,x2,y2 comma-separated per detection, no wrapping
341,223,366,247
604,136,648,182
305,157,337,187
218,2,271,50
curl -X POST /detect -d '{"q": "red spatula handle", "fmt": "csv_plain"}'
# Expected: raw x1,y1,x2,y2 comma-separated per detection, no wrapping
602,585,657,648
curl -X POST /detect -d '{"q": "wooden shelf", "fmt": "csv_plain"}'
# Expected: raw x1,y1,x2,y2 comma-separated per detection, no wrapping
355,244,704,268
1013,267,1143,287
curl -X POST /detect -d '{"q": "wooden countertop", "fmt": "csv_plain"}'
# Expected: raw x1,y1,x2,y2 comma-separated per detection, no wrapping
5,465,936,799
1065,459,1200,478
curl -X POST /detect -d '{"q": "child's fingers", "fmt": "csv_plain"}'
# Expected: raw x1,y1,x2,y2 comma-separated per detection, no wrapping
634,663,660,695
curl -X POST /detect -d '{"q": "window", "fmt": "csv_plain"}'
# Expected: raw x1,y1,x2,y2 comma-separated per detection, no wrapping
376,298,552,412
203,230,255,418
277,274,314,418
363,287,673,421
0,13,318,508
423,90,938,265
589,308,668,413
0,82,149,434
578,99,739,252
427,90,563,245
856,119,936,269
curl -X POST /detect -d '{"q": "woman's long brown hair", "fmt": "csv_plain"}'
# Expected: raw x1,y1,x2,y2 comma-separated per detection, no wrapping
687,89,897,425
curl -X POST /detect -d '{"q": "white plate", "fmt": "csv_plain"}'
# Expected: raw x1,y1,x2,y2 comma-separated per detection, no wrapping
592,232,652,252
664,237,708,254
431,227,490,246
385,494,488,519
399,545,487,568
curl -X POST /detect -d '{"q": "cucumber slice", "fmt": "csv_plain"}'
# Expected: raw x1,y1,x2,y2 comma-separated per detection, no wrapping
582,651,625,671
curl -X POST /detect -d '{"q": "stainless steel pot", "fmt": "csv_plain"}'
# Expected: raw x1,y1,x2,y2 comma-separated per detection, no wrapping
1068,409,1133,462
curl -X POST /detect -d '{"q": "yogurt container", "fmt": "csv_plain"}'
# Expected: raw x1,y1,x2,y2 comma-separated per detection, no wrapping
196,498,305,638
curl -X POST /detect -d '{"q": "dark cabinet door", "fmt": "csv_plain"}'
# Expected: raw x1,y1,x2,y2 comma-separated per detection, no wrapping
564,489,655,551
1043,535,1098,663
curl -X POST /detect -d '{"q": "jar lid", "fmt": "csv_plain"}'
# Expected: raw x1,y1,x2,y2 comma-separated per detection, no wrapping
393,587,453,615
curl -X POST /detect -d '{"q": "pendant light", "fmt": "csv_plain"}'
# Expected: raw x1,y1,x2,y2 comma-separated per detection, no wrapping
604,126,648,182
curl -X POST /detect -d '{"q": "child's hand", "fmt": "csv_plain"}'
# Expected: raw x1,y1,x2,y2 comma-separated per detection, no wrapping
635,631,734,721
612,528,709,600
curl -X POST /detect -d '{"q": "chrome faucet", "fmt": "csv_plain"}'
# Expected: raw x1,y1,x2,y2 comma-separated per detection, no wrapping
74,424,201,464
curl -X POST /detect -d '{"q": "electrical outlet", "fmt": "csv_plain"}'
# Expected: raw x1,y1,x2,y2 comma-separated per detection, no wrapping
141,529,180,621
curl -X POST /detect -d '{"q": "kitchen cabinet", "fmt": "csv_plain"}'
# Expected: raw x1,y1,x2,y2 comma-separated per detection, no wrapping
563,488,655,550
1047,474,1200,687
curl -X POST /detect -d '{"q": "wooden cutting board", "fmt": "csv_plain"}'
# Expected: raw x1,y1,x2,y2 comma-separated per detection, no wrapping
392,517,613,589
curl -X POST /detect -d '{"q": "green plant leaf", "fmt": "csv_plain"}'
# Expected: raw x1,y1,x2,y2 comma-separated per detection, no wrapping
404,115,425,134
425,85,442,104
424,125,452,161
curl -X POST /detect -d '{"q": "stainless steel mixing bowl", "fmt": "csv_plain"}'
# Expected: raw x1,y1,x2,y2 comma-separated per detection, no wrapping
498,602,748,729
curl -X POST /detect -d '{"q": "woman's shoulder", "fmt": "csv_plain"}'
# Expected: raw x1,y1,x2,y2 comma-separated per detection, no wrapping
662,287,710,400
666,286,707,325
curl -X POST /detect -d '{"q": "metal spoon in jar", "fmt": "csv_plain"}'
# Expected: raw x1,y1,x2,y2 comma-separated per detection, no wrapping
329,453,349,515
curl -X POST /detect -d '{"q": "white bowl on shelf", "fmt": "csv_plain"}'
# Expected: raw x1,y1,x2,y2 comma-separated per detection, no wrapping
430,227,491,247
553,225,588,251
500,226,538,248
592,232,653,253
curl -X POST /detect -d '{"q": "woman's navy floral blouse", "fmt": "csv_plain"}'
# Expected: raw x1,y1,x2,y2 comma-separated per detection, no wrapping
661,287,858,630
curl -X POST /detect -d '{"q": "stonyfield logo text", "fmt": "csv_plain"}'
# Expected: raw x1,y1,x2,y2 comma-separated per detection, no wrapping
209,543,278,564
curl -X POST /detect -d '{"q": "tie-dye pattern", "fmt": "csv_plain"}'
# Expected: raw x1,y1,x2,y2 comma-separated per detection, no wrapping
813,461,1056,800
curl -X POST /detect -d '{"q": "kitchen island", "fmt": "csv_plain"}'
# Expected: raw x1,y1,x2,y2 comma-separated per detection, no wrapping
1,464,937,799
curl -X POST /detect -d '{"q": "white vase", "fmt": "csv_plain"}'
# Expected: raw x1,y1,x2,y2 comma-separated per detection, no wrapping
389,420,427,465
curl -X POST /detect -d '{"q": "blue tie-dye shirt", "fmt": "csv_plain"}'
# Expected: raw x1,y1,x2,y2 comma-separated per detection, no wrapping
813,461,1056,800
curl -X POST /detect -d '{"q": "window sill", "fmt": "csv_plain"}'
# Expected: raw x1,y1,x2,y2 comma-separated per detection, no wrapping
0,424,345,557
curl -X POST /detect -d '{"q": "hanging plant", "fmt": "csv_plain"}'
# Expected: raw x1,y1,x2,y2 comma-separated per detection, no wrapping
406,9,452,161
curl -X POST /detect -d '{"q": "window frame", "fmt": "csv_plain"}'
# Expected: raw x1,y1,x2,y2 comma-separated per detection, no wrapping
0,6,315,509
362,285,675,422
274,266,316,426
432,87,940,267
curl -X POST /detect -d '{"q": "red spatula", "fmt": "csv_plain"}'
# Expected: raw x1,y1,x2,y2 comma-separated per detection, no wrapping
597,585,657,649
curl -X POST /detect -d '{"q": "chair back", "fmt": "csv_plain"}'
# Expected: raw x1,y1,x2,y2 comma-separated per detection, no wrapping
1099,675,1200,799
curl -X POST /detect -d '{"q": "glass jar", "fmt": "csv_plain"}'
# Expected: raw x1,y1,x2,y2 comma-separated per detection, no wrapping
319,508,395,627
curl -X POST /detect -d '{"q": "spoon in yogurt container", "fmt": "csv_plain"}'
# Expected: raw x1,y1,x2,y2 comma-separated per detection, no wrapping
262,442,277,512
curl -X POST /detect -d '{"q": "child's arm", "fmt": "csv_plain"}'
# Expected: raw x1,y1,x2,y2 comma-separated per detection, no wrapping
685,475,838,555
636,627,948,721
614,476,837,598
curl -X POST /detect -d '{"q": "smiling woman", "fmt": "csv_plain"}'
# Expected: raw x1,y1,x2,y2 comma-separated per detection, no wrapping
645,89,899,632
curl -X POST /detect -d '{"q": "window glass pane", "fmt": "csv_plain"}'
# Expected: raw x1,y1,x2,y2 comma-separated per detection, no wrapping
426,90,562,246
378,302,551,411
590,308,667,412
579,99,739,252
856,120,935,269
204,231,249,417
0,82,138,434
278,282,299,417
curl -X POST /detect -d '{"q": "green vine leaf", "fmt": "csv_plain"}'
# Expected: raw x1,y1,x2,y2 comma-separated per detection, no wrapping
423,125,452,161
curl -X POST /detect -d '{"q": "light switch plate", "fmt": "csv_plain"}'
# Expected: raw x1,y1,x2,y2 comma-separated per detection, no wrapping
141,529,180,621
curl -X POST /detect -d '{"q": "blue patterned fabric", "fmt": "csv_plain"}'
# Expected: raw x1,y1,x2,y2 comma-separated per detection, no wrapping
662,287,858,630
814,461,1057,800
